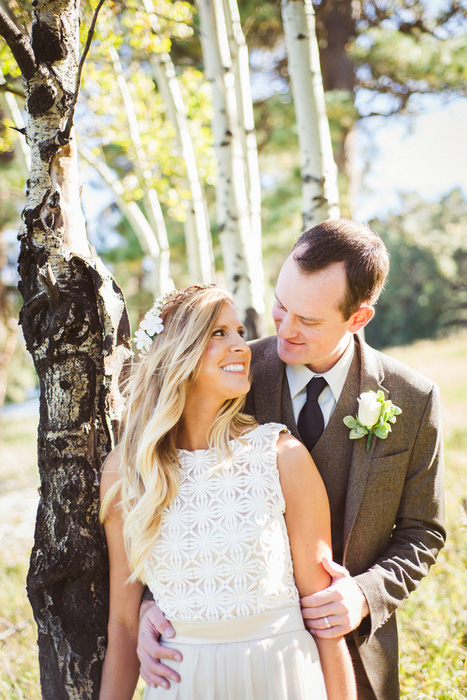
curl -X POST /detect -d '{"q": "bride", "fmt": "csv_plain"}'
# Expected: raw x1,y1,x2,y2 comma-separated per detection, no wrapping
99,285,356,699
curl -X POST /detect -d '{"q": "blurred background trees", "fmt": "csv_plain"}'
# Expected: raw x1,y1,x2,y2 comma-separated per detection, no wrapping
1,0,466,406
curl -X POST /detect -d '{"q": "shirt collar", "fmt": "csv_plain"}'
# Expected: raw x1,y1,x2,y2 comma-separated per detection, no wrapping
286,336,355,403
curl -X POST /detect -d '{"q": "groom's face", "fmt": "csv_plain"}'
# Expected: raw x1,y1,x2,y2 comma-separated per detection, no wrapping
272,253,358,374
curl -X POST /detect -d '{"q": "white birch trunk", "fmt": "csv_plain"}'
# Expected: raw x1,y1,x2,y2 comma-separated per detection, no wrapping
198,0,265,336
109,46,172,296
221,0,262,265
142,0,214,284
281,0,340,229
78,144,161,261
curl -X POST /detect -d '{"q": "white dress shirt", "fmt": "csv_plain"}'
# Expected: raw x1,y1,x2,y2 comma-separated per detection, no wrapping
286,337,355,427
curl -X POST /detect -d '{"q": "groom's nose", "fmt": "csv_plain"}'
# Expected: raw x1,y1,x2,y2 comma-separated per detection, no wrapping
276,311,297,338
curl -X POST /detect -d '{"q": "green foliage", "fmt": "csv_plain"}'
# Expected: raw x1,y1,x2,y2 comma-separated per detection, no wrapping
366,189,467,349
80,0,215,223
351,29,467,110
0,556,40,699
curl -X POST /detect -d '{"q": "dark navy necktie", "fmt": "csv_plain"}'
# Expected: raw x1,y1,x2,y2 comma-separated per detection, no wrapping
297,376,328,452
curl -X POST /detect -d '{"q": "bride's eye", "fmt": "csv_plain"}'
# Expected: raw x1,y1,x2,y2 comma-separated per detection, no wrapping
212,329,225,336
238,328,246,338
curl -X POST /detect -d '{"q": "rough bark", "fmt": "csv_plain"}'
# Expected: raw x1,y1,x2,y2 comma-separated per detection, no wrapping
281,0,340,228
1,2,131,697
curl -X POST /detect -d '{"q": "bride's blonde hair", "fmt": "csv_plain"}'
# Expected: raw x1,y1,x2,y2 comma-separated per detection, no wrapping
101,285,255,582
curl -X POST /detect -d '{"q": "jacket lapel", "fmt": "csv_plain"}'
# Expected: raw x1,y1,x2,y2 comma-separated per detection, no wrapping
342,337,388,558
251,338,297,432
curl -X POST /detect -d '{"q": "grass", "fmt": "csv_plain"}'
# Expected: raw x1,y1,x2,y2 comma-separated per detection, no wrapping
1,332,466,698
386,332,467,699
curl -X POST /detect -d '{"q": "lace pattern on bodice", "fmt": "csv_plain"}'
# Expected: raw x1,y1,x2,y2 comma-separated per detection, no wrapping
143,423,300,621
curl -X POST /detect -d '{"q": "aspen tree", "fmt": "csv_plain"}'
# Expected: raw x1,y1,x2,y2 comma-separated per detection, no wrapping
0,3,130,696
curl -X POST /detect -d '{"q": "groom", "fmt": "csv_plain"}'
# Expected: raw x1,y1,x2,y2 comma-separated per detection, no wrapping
137,219,445,699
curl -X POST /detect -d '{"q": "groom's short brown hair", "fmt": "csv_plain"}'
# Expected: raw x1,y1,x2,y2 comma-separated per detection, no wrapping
292,218,389,320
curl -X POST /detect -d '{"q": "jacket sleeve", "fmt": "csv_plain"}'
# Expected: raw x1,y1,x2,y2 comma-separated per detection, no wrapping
353,383,446,642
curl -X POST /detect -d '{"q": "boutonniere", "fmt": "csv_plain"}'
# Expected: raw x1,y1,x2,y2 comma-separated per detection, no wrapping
344,390,402,451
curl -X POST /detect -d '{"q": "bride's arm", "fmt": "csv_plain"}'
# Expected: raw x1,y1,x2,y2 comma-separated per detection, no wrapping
99,451,144,700
277,433,356,700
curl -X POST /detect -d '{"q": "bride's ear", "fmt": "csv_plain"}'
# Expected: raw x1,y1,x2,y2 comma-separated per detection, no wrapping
347,305,374,334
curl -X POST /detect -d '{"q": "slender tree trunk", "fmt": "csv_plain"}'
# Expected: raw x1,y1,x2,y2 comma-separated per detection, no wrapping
142,0,215,284
281,0,340,228
198,0,264,337
109,46,172,296
317,0,359,214
79,144,162,261
221,0,263,280
1,3,131,697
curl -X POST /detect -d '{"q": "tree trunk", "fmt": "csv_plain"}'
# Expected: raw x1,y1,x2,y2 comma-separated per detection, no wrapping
109,45,172,296
221,0,263,285
281,0,340,228
1,3,131,697
143,0,215,285
316,0,359,214
198,0,265,338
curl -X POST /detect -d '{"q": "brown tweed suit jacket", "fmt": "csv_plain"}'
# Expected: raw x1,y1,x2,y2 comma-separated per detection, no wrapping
245,335,445,700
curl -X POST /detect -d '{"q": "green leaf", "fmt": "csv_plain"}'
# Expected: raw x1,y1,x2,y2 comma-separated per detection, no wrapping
374,426,389,439
343,415,358,429
350,429,365,439
393,406,402,415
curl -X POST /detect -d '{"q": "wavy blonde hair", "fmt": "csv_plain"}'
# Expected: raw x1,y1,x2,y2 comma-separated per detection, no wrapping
101,285,255,583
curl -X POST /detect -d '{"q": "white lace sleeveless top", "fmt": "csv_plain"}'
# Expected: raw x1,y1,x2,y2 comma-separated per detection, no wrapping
143,422,300,621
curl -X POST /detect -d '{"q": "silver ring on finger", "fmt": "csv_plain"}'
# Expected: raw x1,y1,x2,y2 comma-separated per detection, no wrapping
324,616,332,629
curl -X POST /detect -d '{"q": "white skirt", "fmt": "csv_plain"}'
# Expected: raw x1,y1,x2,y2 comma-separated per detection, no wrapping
143,606,327,700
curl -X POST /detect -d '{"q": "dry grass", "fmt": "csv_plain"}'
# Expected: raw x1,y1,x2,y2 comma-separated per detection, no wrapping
0,332,466,698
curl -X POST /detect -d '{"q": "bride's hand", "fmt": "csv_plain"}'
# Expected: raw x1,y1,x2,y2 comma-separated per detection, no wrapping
137,601,183,689
300,557,369,638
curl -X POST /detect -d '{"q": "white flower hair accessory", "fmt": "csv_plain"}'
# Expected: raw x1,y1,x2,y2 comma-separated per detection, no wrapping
133,295,167,356
133,284,217,357
344,390,402,451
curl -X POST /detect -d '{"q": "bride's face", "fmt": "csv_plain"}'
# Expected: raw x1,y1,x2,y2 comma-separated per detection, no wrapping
189,303,251,405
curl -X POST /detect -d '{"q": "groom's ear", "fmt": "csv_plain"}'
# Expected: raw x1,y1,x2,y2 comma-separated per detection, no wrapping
347,304,374,334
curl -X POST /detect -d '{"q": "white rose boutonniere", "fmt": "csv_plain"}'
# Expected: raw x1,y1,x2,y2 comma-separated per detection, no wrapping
344,390,402,450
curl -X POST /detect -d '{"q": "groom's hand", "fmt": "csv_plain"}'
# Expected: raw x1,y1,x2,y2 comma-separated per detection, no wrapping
300,557,369,638
137,601,182,689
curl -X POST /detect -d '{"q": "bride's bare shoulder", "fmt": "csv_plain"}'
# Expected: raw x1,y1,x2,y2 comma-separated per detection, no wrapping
276,432,326,494
100,447,122,496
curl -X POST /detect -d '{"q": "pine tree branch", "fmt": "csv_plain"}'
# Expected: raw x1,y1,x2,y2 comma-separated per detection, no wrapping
0,6,36,80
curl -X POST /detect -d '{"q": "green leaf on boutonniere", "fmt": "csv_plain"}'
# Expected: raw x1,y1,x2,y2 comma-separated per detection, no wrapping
343,415,358,429
350,427,368,439
374,425,389,439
